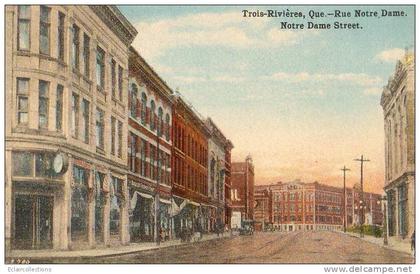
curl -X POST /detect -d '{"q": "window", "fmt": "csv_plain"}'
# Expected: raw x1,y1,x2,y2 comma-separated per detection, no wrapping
96,108,104,149
71,93,79,138
71,166,88,241
38,80,49,129
81,99,89,143
17,6,30,51
71,24,80,70
150,100,156,131
57,12,65,61
12,152,33,177
56,85,63,131
141,93,147,125
17,78,29,125
111,116,116,155
96,47,105,88
130,84,137,118
111,59,116,97
39,6,50,55
35,152,54,177
83,34,90,77
118,121,123,158
158,107,163,136
150,145,156,180
110,177,122,235
165,114,170,141
129,133,136,172
118,65,123,101
140,139,147,177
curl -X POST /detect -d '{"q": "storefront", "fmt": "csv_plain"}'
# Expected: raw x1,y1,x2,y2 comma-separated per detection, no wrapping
129,188,154,242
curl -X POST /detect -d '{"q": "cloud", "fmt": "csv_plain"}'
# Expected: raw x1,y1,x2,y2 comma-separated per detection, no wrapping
363,87,383,96
132,11,319,60
265,72,383,87
375,48,405,63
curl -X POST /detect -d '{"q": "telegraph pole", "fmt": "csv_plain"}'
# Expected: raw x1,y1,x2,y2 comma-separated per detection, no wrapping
354,155,370,235
341,166,350,232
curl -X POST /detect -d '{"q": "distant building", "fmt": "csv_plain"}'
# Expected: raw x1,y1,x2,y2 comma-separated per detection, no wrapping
380,51,415,240
254,186,272,231
231,156,255,227
257,180,383,232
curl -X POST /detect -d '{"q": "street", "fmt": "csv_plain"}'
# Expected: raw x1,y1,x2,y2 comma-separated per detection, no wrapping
54,231,414,264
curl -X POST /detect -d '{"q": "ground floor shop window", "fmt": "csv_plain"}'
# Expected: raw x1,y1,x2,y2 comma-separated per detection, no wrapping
95,172,105,242
398,184,408,237
110,177,123,236
71,166,88,242
160,203,170,241
387,190,396,236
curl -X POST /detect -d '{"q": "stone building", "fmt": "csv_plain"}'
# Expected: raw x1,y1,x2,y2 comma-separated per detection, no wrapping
127,47,173,243
5,5,137,251
231,156,255,228
380,51,415,240
205,118,233,231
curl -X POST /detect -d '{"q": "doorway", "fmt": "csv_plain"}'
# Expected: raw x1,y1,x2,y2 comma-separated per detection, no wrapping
14,194,53,249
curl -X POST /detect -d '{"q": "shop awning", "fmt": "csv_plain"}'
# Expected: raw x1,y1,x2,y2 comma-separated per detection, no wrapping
189,200,200,207
138,192,153,199
160,198,171,205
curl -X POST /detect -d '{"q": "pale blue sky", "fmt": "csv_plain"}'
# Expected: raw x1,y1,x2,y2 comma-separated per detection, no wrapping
119,5,414,192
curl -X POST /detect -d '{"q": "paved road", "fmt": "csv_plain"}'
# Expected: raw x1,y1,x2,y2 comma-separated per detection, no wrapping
74,231,413,264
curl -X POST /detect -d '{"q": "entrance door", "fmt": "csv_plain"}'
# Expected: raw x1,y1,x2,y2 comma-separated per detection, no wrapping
14,195,53,249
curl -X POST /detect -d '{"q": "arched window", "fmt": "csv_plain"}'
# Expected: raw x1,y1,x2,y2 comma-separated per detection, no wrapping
165,114,170,141
130,84,138,118
158,107,163,136
141,92,147,125
150,100,156,131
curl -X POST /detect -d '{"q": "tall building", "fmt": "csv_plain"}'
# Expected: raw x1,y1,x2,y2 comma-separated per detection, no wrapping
258,181,383,232
231,156,255,228
171,97,210,237
127,47,173,242
380,51,415,240
5,5,137,251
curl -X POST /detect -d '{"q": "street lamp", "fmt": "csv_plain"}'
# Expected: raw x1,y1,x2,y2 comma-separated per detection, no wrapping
377,196,388,245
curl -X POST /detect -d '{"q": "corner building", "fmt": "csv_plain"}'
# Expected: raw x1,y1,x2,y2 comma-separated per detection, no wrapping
380,51,415,240
5,5,137,251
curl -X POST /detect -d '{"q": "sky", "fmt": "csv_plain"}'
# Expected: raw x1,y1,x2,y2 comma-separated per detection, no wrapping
118,5,414,193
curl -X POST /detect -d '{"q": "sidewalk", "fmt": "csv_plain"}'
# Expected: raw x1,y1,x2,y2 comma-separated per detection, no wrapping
340,231,414,256
6,232,235,260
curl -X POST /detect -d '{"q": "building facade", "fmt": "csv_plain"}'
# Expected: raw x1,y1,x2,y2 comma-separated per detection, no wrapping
254,186,272,231
5,5,137,250
205,118,233,231
171,97,210,237
259,181,383,232
127,47,173,243
380,51,415,240
231,156,255,228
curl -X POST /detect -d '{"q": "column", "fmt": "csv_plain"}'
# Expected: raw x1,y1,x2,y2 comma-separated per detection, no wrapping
407,175,415,238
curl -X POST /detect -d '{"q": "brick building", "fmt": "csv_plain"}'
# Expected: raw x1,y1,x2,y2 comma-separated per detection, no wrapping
257,180,383,232
171,97,210,237
231,155,255,228
380,51,415,240
127,47,173,243
254,185,272,231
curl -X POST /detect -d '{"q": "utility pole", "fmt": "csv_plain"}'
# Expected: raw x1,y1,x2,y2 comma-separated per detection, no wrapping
341,166,350,232
354,155,370,236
